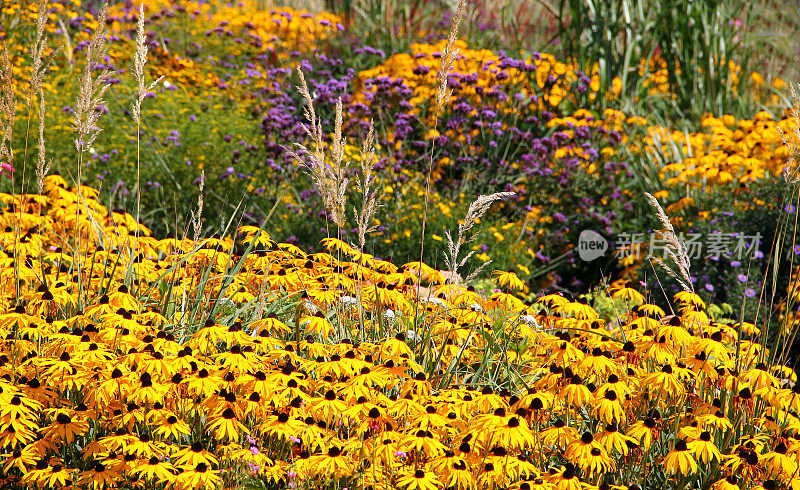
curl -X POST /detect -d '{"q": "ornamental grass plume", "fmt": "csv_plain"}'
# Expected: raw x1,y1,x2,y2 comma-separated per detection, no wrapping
27,0,54,100
444,191,515,284
0,44,14,179
70,1,111,303
131,2,164,262
192,170,205,245
35,93,51,196
645,191,694,293
778,83,800,184
416,0,466,303
73,1,110,156
29,0,60,194
353,119,381,253
286,70,349,230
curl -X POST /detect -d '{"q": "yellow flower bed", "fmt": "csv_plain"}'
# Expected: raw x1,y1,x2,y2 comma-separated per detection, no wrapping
0,178,795,489
637,111,797,208
108,0,340,60
353,39,595,113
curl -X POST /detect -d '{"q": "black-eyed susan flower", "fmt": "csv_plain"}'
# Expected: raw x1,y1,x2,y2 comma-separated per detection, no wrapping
207,407,249,442
493,269,525,290
710,475,740,490
0,418,38,447
21,458,52,487
582,445,615,476
307,446,354,478
611,281,645,304
540,419,579,449
697,410,734,432
494,415,537,450
627,417,660,450
443,457,474,489
596,424,637,456
477,460,508,488
560,374,594,407
545,463,581,490
592,390,626,424
761,442,796,479
560,298,598,320
397,468,442,490
688,431,722,464
174,462,222,489
44,463,74,487
722,447,762,482
642,364,686,400
400,429,448,458
173,442,219,468
78,461,122,489
262,411,306,440
153,413,191,440
3,447,37,473
41,410,88,444
185,367,222,396
134,456,176,483
663,440,697,476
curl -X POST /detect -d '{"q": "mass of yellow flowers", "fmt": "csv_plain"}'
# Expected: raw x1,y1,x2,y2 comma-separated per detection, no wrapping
1,1,799,488
0,176,796,489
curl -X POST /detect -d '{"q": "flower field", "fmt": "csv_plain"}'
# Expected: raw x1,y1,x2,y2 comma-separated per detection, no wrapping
1,0,800,489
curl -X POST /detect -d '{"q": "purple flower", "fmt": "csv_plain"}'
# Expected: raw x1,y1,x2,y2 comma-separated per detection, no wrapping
745,288,755,298
737,274,747,283
704,284,714,292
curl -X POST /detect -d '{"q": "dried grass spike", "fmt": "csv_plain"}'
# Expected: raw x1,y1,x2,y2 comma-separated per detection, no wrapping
645,192,693,293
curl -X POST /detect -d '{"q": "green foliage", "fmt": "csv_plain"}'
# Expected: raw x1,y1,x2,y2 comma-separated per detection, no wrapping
556,0,758,121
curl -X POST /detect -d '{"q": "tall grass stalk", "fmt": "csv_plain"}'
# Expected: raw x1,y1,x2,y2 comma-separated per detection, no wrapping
644,192,694,293
130,3,163,298
416,0,465,309
72,1,110,309
0,44,18,303
8,0,59,304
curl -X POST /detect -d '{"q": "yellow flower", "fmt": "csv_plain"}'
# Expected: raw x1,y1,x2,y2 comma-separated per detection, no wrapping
206,408,248,442
687,431,722,464
493,269,525,290
663,440,697,475
397,468,442,490
307,446,355,478
174,462,222,489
